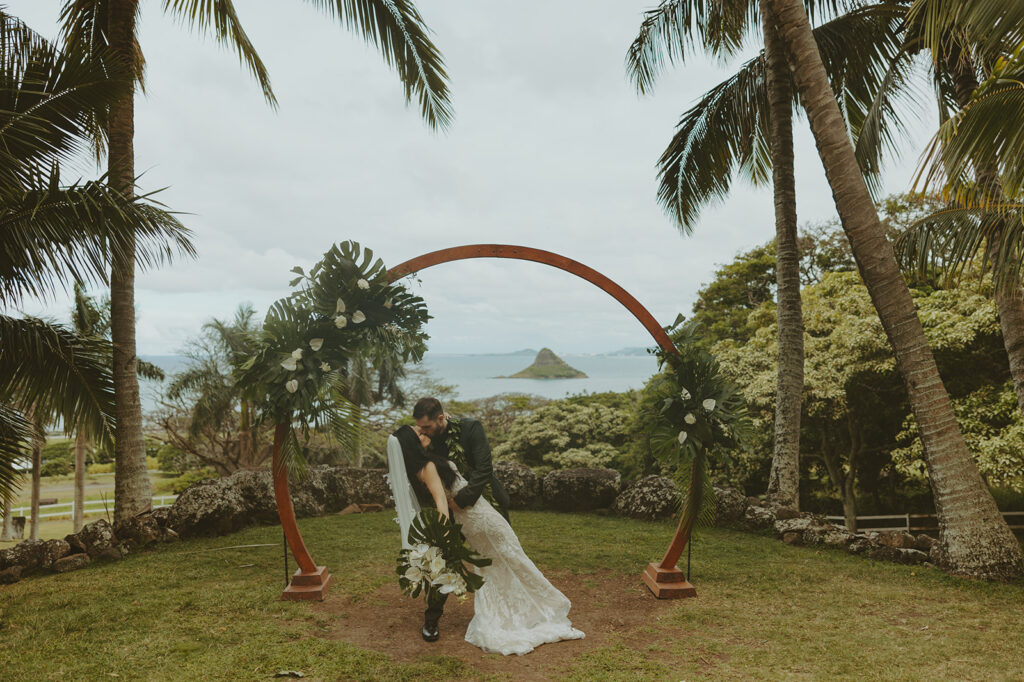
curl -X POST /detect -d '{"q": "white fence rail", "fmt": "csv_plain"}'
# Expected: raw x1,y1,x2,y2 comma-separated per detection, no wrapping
825,511,1024,533
8,496,177,521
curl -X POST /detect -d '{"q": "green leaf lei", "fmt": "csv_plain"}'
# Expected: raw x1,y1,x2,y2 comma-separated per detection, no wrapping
436,417,500,511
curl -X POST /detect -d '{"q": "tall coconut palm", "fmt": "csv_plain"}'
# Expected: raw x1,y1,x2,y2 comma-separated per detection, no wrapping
0,10,192,504
627,0,903,509
766,0,1021,579
59,0,452,526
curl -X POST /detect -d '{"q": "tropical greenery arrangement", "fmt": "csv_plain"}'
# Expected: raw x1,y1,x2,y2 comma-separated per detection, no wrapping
641,318,754,532
235,241,430,471
396,508,492,600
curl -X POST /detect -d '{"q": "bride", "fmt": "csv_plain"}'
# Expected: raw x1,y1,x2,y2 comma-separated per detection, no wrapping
387,424,584,655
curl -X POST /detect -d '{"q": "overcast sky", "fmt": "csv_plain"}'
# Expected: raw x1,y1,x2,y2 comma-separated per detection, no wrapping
8,1,933,355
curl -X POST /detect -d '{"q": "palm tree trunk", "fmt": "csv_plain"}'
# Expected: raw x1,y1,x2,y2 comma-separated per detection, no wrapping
108,0,151,525
768,0,1021,579
29,417,43,541
0,497,12,541
761,0,803,510
73,421,86,532
945,50,1024,417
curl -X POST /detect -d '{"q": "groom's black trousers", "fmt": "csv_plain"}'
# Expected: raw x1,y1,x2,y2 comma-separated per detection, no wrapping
424,504,509,626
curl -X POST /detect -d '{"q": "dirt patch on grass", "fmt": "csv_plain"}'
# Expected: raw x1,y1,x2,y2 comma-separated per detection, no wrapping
310,568,686,679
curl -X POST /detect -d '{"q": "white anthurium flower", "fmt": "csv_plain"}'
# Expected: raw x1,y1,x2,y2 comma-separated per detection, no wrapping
677,430,688,444
336,298,346,313
703,398,717,411
428,553,446,576
684,413,696,425
309,338,323,352
432,571,462,594
334,315,348,329
404,565,424,583
680,387,691,400
352,310,366,324
291,348,303,361
281,358,298,372
320,362,331,372
285,379,299,393
384,298,393,309
357,278,370,290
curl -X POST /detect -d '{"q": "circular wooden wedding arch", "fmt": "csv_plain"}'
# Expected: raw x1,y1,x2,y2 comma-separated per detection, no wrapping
273,244,696,600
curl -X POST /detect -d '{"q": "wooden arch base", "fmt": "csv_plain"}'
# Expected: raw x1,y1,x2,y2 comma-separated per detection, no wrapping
271,244,696,600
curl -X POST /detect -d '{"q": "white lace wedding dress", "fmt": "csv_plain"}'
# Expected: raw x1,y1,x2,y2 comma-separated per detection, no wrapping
447,463,585,655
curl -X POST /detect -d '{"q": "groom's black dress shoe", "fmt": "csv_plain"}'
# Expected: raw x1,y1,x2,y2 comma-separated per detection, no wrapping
422,621,440,642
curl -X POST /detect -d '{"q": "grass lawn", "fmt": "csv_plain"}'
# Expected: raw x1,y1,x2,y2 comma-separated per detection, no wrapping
2,511,1022,680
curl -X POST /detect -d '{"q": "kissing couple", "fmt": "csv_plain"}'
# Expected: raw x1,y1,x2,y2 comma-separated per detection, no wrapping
386,397,585,655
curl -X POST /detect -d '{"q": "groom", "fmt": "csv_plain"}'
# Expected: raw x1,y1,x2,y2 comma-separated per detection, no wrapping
413,397,510,642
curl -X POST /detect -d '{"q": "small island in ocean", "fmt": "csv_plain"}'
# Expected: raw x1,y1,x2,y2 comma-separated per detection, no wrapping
499,348,587,379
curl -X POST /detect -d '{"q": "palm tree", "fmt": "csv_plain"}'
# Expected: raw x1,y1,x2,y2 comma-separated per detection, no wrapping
765,0,1021,579
58,0,453,526
0,10,192,504
627,0,903,509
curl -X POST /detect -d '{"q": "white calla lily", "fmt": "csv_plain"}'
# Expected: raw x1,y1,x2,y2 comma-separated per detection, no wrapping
352,310,366,324
309,338,323,352
281,358,297,371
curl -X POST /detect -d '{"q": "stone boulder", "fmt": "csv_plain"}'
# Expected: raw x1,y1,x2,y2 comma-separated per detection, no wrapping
821,527,857,549
165,465,393,538
542,468,621,512
494,462,541,510
76,519,117,559
612,476,679,520
53,553,91,573
0,539,70,575
0,565,22,584
876,531,918,549
713,486,748,527
744,504,776,531
115,512,162,550
869,545,929,565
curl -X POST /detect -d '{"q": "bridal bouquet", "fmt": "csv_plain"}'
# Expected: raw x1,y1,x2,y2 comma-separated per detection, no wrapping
396,508,492,599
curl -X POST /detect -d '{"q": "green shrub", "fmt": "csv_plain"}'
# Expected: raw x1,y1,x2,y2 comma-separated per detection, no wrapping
40,459,73,477
88,462,114,474
493,400,630,470
171,468,219,494
155,443,195,474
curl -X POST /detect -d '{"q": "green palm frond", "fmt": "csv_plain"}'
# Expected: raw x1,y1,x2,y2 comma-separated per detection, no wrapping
0,315,115,445
161,0,276,106
0,402,30,500
626,0,754,94
655,3,902,232
303,0,452,129
918,56,1024,203
0,177,195,305
895,204,1024,288
907,0,1024,63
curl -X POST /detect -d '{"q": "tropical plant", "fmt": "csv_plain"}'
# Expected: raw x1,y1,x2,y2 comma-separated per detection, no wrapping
58,0,451,524
765,0,1021,578
396,508,492,600
0,9,191,506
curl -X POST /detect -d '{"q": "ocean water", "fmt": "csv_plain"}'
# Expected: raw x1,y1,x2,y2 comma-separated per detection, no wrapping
139,351,660,413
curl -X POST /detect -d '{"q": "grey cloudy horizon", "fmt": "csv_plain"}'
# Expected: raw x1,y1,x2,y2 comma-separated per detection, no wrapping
8,0,933,356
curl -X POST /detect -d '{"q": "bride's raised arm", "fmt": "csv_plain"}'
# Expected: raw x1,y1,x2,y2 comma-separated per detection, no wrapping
417,460,450,521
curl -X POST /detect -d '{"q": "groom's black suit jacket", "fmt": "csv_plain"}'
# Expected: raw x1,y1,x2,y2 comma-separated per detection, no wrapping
436,417,511,518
